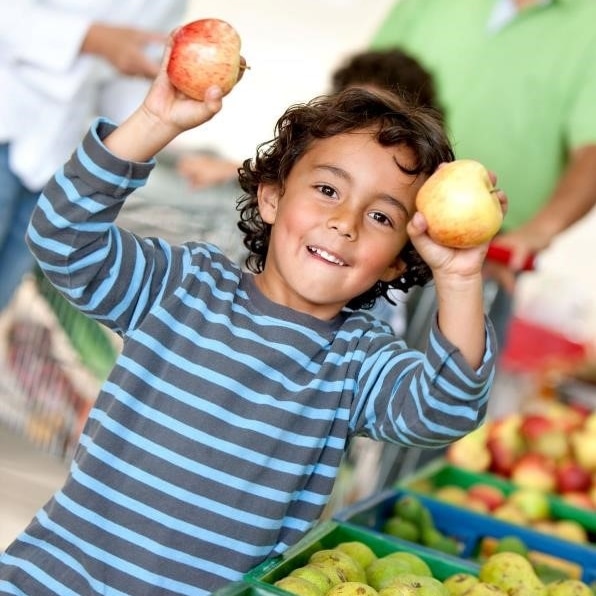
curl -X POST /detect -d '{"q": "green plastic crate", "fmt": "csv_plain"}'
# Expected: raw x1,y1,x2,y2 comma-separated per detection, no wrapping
398,459,596,533
245,520,478,588
213,581,290,596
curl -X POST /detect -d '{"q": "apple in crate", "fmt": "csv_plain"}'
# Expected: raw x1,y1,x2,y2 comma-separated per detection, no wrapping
416,159,503,248
446,425,491,472
555,460,592,494
467,483,507,512
510,452,556,493
167,18,246,100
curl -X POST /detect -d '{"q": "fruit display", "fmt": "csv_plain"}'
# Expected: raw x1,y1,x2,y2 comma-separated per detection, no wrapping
247,523,595,596
444,402,596,508
246,522,479,588
334,485,596,584
431,482,590,545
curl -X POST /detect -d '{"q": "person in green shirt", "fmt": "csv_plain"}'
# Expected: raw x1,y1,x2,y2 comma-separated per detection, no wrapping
371,0,596,349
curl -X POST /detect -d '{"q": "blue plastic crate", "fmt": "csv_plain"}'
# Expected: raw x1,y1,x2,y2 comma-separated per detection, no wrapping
334,487,596,583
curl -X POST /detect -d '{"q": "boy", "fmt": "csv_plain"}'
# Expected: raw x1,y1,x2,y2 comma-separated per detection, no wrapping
0,38,504,595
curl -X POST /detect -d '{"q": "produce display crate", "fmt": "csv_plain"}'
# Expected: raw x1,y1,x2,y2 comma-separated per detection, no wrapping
399,458,596,533
333,485,596,583
245,520,479,588
213,581,288,596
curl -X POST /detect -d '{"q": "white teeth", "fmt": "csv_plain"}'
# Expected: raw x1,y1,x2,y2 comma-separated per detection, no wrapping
309,246,346,266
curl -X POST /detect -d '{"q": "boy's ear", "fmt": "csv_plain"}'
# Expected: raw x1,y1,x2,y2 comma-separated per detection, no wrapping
379,256,407,283
257,182,281,224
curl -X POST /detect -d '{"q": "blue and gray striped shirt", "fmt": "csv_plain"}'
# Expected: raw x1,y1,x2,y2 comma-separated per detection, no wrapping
1,119,496,595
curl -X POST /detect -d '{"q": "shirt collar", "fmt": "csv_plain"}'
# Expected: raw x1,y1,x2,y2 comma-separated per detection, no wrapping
487,0,554,33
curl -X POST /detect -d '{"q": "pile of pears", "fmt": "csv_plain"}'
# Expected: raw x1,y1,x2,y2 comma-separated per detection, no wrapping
272,542,595,596
382,494,460,556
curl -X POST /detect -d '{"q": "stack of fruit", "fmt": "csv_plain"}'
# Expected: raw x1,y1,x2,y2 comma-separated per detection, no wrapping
269,541,595,596
381,494,460,556
379,494,589,584
429,483,589,545
445,402,596,508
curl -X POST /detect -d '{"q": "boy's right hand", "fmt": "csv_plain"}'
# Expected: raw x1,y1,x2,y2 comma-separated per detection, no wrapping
141,31,226,136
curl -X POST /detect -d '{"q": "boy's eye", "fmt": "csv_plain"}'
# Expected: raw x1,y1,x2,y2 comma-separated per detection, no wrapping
316,184,337,198
370,211,393,227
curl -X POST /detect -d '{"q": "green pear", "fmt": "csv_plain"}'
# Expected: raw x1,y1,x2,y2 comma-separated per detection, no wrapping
289,565,335,593
274,575,325,596
479,552,546,596
420,528,459,556
493,536,528,557
546,579,593,596
383,517,421,543
335,541,378,570
393,496,434,532
366,553,431,591
380,573,449,596
460,583,507,596
442,573,479,596
383,553,432,577
327,581,380,596
309,548,366,583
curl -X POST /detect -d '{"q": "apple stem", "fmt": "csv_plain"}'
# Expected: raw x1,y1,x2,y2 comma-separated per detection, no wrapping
490,188,500,193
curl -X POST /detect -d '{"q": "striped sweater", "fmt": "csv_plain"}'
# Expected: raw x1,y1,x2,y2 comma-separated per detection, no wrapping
0,119,496,595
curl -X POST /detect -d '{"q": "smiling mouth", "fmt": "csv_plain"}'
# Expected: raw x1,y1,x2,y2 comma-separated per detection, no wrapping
307,246,347,266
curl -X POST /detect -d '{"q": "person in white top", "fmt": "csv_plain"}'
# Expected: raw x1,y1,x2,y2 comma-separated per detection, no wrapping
0,0,187,310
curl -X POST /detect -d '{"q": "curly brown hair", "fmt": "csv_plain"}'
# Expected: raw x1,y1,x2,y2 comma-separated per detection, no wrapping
237,87,454,310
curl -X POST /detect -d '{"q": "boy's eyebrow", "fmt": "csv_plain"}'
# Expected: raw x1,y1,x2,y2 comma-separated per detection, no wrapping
315,164,411,218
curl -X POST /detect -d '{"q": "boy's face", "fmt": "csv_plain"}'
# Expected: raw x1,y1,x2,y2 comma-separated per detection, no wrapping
255,130,426,320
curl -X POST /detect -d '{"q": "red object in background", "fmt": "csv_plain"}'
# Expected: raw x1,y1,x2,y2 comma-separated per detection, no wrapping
499,316,588,373
487,243,536,271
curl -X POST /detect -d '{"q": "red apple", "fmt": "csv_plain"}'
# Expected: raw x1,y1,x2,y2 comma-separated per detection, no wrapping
467,483,506,511
487,436,520,477
167,18,245,100
415,159,503,248
510,453,557,493
486,414,525,477
559,491,594,510
555,460,592,494
519,414,569,461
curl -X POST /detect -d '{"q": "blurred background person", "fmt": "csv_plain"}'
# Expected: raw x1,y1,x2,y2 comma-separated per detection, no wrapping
370,0,596,351
0,0,188,313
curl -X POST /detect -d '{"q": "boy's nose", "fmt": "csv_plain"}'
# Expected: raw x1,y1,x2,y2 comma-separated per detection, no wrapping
328,209,358,240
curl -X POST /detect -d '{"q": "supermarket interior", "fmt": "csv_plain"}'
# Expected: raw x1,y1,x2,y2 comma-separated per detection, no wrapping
3,0,596,594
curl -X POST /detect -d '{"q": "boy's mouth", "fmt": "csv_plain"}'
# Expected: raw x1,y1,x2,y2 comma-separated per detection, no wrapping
307,245,347,266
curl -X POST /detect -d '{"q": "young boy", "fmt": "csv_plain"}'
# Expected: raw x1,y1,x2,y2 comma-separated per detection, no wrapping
0,39,504,595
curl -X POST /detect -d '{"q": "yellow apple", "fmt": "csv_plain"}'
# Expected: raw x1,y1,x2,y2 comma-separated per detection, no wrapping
167,18,245,100
416,159,503,248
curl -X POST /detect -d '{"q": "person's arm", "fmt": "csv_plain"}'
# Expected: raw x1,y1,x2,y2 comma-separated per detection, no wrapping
81,22,167,79
176,153,240,189
486,144,596,291
406,179,507,370
3,3,167,79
